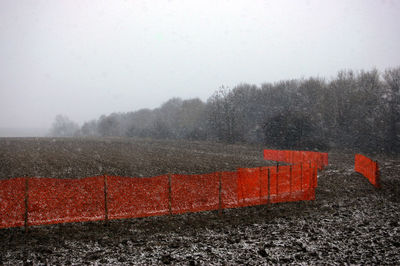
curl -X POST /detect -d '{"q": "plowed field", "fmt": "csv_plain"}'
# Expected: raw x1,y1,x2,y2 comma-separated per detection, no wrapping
0,138,399,265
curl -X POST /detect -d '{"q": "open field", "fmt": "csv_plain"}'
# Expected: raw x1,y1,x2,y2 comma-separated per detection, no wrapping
0,137,399,264
0,137,276,179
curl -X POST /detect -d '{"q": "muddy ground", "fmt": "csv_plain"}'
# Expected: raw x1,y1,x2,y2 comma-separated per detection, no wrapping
0,137,276,179
0,138,399,265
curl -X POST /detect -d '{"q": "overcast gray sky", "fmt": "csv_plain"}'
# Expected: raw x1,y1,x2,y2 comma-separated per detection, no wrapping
1,0,399,132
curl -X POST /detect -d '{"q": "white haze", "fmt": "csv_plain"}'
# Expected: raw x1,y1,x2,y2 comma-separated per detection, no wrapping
0,0,399,135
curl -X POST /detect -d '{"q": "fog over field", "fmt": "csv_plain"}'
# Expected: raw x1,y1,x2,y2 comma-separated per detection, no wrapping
1,0,399,137
0,128,47,137
1,2,400,264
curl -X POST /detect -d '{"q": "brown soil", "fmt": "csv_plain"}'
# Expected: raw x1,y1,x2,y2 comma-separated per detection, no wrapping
0,138,399,265
0,137,276,179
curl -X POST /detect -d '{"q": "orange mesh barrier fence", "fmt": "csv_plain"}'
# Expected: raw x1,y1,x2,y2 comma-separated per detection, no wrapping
258,167,269,204
28,176,105,226
107,175,169,219
264,149,284,162
291,164,302,192
236,165,316,206
290,164,309,202
302,151,311,165
259,167,272,204
277,165,291,202
264,149,328,170
220,171,239,209
266,166,278,198
171,173,219,214
302,163,312,194
264,150,286,162
0,151,321,229
292,151,302,165
0,177,25,229
237,168,262,207
263,149,321,202
273,163,316,203
355,154,380,188
282,151,289,163
263,150,275,161
277,150,286,162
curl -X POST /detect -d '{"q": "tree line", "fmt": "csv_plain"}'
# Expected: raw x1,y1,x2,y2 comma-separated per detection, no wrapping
50,66,400,154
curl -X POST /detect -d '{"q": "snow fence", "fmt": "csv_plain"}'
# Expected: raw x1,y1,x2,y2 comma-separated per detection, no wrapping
354,154,380,188
263,149,328,170
0,150,321,229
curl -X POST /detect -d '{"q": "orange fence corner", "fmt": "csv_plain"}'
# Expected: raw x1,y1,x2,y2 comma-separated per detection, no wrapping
355,154,380,188
0,149,325,229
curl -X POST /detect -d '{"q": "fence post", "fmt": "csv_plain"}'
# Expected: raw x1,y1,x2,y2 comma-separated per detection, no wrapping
168,174,172,216
289,165,292,200
218,172,222,216
267,168,270,207
300,163,303,192
258,168,262,205
24,177,29,234
309,162,312,188
276,164,279,201
104,175,108,223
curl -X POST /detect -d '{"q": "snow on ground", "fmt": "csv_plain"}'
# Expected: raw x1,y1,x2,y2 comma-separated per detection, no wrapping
0,138,399,264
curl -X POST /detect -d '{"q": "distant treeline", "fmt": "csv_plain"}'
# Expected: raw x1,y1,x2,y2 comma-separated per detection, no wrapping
50,67,400,154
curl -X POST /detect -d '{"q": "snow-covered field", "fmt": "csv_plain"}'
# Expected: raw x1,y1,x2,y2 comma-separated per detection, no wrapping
0,138,399,264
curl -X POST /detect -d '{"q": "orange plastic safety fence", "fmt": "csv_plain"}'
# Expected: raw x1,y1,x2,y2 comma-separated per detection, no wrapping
220,171,239,209
354,154,380,188
264,150,287,162
263,149,328,170
0,151,322,229
289,166,315,201
263,150,275,162
292,151,302,165
258,167,270,204
268,166,278,197
277,165,291,201
277,150,286,162
0,177,25,229
107,175,169,219
28,176,105,226
171,173,219,214
291,164,302,192
263,149,321,202
236,165,316,206
237,168,263,207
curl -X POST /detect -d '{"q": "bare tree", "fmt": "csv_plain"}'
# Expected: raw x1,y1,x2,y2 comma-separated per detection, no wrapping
207,86,239,143
97,113,122,137
75,66,400,154
50,115,79,137
383,67,400,153
81,120,99,136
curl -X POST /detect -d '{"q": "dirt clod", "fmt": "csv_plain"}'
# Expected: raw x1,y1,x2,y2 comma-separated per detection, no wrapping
161,254,173,264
